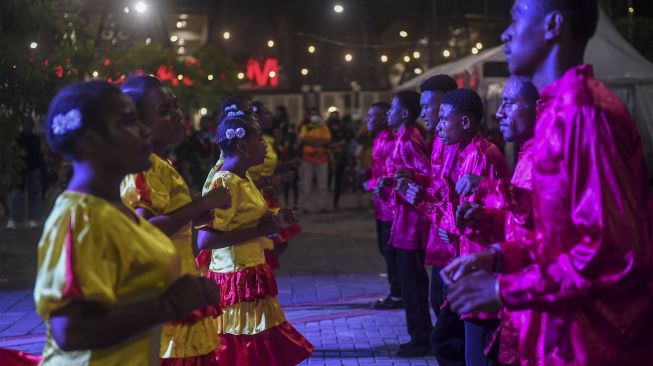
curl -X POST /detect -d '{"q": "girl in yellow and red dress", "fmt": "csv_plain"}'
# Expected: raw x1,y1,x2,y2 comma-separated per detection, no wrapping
119,75,232,365
196,113,314,365
32,81,220,365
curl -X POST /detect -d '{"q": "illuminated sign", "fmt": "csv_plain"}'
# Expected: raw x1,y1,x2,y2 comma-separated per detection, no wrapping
246,58,278,87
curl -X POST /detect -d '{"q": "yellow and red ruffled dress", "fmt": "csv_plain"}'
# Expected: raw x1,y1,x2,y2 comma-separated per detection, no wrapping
200,136,301,271
121,154,222,365
34,191,180,365
199,168,313,366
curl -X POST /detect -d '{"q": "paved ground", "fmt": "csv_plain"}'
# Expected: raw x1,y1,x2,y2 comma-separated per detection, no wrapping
0,193,438,365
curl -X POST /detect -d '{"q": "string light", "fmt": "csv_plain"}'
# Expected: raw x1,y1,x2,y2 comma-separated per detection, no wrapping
399,30,408,38
443,49,451,58
308,45,316,53
344,53,353,62
29,42,38,49
177,74,184,80
413,51,420,59
134,1,147,13
207,74,214,81
380,55,388,63
301,68,309,76
471,47,479,55
123,6,130,13
403,55,410,62
628,7,635,14
200,107,207,116
268,71,276,78
223,31,231,40
476,42,483,50
237,72,245,79
170,35,178,42
414,68,422,74
145,37,151,45
333,4,344,13
177,46,185,54
267,40,275,48
92,70,99,78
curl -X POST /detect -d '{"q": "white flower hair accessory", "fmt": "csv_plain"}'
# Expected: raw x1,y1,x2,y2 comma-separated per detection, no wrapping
226,110,245,117
225,127,246,140
51,109,82,136
224,104,238,112
252,105,259,113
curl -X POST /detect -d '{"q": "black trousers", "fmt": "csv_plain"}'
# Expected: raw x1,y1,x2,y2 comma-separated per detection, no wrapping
431,276,466,366
431,309,466,366
396,248,432,345
430,265,445,317
376,220,400,297
333,162,347,207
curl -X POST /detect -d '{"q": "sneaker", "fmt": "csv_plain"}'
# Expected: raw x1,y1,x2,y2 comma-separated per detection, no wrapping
28,220,39,229
371,295,404,310
395,343,431,358
5,219,16,230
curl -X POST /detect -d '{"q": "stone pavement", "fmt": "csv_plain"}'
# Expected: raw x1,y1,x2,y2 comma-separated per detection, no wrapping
0,193,438,365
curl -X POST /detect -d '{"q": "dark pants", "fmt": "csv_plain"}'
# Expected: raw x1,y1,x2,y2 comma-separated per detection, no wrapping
333,162,347,208
431,307,466,366
282,170,299,206
396,248,432,345
464,319,500,366
9,169,42,221
376,220,400,298
430,266,445,317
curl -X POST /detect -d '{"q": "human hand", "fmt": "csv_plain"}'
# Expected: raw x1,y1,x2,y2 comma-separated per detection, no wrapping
278,208,298,228
160,275,220,320
438,227,459,245
395,178,413,196
405,183,426,205
440,251,497,286
394,168,413,180
202,187,231,210
455,173,483,197
257,212,281,236
455,202,484,228
447,271,501,314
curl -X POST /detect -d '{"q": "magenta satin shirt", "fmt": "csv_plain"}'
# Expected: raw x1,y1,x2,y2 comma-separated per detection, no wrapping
366,129,397,222
498,65,653,366
387,124,431,250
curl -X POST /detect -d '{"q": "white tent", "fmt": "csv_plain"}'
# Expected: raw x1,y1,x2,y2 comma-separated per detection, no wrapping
398,9,653,181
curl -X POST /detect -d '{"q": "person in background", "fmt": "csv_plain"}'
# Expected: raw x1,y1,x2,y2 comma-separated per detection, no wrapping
328,112,352,209
6,118,45,230
298,107,331,213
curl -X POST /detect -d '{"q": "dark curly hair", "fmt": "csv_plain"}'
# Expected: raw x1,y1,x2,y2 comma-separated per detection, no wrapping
120,75,163,117
45,81,121,156
215,114,260,156
440,89,485,124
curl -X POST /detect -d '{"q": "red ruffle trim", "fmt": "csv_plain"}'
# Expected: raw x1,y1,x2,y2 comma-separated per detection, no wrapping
169,303,223,326
160,351,219,366
206,264,278,307
274,224,302,244
0,348,40,366
196,250,211,273
217,321,314,366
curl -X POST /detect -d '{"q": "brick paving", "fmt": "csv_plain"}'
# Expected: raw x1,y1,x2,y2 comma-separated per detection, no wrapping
0,193,437,365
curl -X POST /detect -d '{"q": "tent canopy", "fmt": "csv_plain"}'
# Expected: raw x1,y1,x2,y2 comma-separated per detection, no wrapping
397,8,653,181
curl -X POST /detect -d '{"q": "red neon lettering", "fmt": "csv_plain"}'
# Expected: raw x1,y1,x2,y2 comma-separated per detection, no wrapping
246,58,278,87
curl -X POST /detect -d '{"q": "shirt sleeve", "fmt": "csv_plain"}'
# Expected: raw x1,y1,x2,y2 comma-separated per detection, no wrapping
499,107,650,311
34,206,120,319
204,176,238,231
121,168,170,214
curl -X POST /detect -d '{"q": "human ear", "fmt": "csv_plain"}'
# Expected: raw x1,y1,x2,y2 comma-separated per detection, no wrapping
543,11,563,41
461,116,472,131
